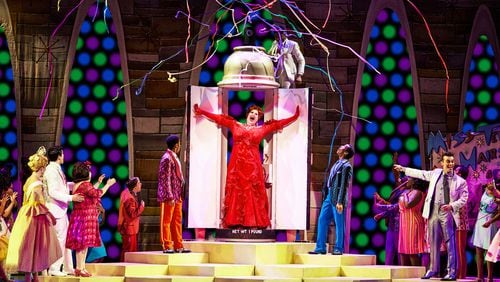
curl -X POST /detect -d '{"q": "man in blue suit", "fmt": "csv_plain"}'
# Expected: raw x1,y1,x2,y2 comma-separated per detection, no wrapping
309,144,354,255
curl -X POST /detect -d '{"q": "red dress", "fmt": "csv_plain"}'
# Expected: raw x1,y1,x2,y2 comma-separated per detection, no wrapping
197,107,299,228
66,181,103,251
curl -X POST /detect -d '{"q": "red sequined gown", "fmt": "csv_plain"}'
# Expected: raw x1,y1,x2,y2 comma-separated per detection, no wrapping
197,107,299,228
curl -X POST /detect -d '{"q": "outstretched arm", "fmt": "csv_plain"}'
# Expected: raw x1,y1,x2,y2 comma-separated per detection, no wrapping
264,106,300,132
194,104,235,128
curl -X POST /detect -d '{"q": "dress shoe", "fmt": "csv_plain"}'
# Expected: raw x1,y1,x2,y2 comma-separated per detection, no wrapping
175,248,191,253
421,270,438,279
74,269,91,277
48,270,67,277
331,249,343,255
163,249,175,254
441,274,456,281
308,250,326,255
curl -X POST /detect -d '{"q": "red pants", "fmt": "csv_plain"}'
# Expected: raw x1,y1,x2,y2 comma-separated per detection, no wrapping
121,234,137,262
160,200,183,250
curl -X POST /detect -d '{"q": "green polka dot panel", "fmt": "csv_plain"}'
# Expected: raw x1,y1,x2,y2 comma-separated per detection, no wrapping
0,25,19,191
198,0,276,87
352,8,422,264
463,34,500,132
61,2,128,261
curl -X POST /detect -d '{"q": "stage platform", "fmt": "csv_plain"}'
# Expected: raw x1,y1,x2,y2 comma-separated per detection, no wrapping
36,241,482,282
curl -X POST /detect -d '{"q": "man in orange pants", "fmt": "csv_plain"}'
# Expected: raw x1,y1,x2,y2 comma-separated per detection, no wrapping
157,135,190,253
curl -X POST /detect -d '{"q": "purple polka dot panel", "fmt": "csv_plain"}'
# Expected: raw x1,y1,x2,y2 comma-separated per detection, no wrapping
353,8,422,264
62,2,127,261
463,35,500,132
0,25,20,191
226,90,266,162
198,0,275,87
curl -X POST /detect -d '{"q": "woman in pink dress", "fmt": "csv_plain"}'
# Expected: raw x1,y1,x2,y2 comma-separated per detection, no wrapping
66,161,115,277
194,104,299,228
5,147,61,282
398,177,427,266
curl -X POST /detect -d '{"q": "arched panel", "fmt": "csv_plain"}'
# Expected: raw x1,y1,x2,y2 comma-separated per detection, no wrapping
351,0,424,263
0,0,22,191
58,0,131,261
460,5,500,132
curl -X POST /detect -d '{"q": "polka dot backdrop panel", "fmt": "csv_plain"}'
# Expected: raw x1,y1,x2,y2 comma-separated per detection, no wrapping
198,0,275,87
353,8,422,264
227,90,266,161
62,2,127,261
0,25,19,190
463,34,500,132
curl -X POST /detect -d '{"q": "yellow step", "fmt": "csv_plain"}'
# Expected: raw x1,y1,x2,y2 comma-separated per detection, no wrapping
39,275,125,282
183,242,315,264
303,278,390,282
341,265,425,279
124,251,209,264
125,275,214,281
392,278,479,282
214,277,301,282
167,263,254,276
294,254,376,266
255,264,340,278
85,262,168,276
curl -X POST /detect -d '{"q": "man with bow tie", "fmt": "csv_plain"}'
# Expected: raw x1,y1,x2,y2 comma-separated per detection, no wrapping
45,146,84,276
394,151,468,281
157,135,190,254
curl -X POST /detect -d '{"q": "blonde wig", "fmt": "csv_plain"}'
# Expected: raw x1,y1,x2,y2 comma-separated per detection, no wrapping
28,146,48,172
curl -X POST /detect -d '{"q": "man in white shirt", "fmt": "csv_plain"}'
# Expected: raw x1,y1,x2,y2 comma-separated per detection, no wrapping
45,146,84,276
268,29,305,88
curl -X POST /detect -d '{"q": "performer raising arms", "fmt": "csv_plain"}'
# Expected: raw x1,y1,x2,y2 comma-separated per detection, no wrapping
194,104,300,229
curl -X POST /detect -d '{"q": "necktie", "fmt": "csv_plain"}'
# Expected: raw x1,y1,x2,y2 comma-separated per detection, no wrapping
443,174,450,204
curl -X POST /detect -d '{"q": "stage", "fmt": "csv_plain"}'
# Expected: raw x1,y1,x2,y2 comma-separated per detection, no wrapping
36,241,481,281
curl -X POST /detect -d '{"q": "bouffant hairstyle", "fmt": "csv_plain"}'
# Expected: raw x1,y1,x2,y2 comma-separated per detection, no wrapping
126,177,139,191
28,147,48,172
246,105,264,120
412,178,429,192
72,161,91,183
47,146,64,162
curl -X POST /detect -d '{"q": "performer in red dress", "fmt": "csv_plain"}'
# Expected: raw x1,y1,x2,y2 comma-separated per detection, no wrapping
118,177,145,261
194,104,300,228
66,161,116,277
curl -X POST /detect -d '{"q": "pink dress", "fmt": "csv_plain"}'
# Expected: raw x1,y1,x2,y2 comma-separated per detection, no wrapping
398,189,426,254
486,229,500,263
5,175,61,273
66,181,103,251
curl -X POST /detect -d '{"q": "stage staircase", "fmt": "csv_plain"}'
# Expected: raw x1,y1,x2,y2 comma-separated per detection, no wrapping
38,241,477,282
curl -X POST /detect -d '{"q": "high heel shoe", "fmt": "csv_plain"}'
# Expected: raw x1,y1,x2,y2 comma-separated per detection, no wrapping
74,269,92,277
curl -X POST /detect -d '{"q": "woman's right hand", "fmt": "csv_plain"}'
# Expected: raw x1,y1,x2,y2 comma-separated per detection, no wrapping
193,104,201,115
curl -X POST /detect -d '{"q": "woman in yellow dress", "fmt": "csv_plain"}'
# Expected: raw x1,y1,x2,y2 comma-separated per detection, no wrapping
5,147,61,282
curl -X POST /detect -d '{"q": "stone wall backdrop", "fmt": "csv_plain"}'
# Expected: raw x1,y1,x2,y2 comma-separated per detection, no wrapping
4,0,500,266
